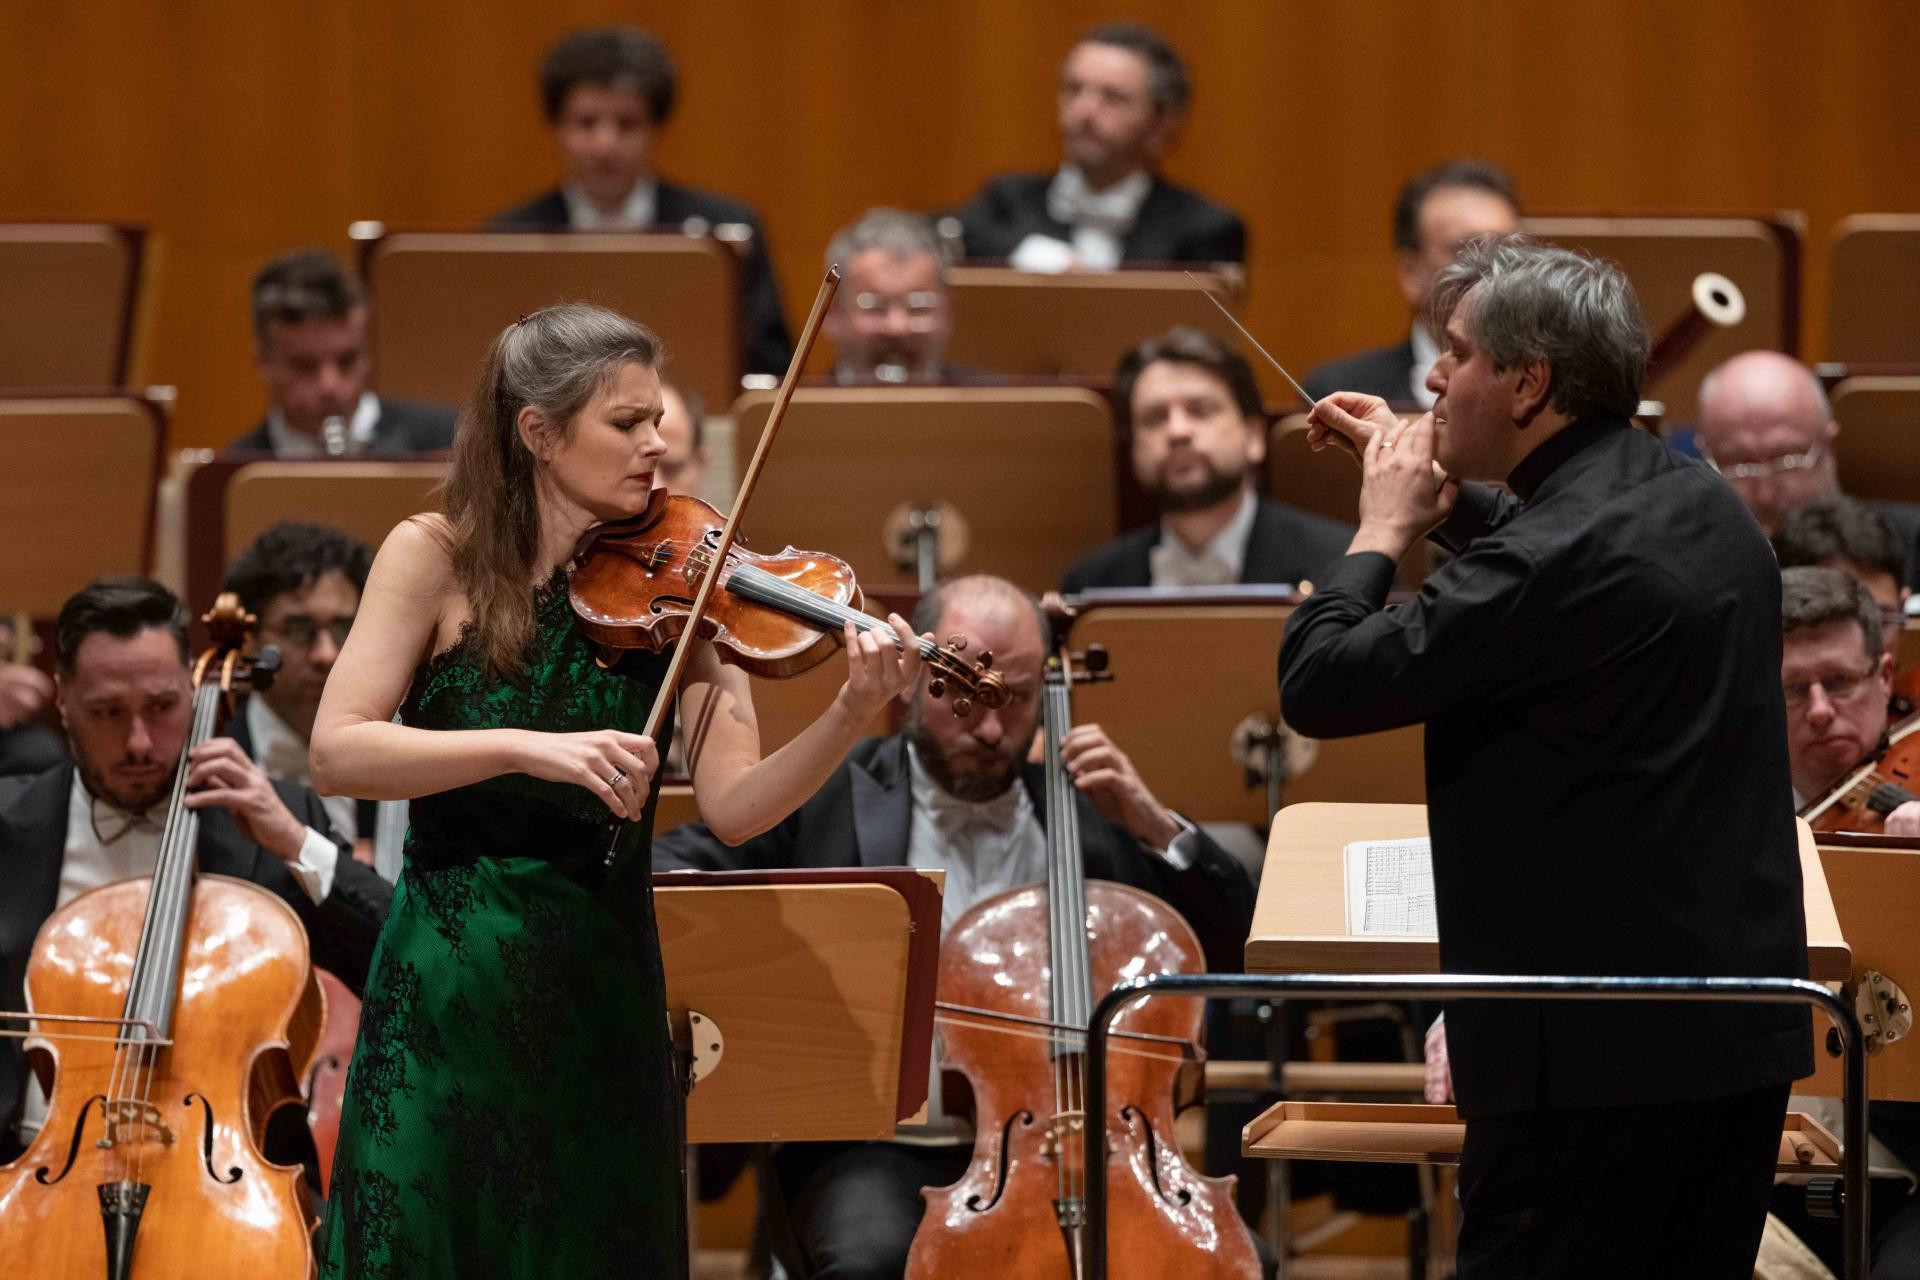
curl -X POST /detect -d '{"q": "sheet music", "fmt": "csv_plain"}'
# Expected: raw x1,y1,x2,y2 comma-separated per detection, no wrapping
1343,837,1437,936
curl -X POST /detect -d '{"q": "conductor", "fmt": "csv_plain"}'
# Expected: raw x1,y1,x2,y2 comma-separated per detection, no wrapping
1278,235,1810,1277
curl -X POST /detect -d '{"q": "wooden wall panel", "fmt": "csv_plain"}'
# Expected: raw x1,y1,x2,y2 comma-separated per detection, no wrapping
1,1,1917,450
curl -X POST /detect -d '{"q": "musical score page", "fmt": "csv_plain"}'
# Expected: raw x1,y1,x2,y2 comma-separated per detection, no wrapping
1343,837,1437,936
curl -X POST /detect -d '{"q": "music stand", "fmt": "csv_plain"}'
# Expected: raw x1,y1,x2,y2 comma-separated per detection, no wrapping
653,867,942,1143
1804,830,1920,1101
359,229,743,412
1066,597,1426,826
1830,375,1920,503
729,386,1115,593
0,224,144,388
1829,214,1920,364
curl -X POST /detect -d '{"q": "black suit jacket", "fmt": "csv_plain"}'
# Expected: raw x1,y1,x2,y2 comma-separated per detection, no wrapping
489,181,794,377
1871,498,1920,592
1060,496,1355,594
1302,339,1420,404
226,398,457,455
949,173,1247,266
1280,417,1811,1117
651,735,1255,973
0,763,391,1152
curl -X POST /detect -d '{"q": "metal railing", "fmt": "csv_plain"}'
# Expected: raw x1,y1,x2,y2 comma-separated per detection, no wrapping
1083,974,1867,1279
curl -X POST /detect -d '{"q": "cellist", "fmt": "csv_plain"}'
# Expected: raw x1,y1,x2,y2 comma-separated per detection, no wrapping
0,577,390,1163
653,573,1257,1278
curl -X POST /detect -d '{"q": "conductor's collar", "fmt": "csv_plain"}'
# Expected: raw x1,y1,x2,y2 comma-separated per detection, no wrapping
1506,415,1633,502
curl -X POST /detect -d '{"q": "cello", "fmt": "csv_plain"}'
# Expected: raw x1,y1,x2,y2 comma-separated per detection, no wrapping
0,596,323,1279
905,641,1261,1278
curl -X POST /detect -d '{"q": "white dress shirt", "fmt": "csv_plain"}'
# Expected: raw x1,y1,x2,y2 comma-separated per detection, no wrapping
1408,322,1440,410
247,695,357,843
266,390,382,457
1148,487,1260,589
562,179,658,230
19,773,337,1141
1010,166,1152,273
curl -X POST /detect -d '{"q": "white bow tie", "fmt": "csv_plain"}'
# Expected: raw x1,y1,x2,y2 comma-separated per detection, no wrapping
1046,167,1148,236
1150,543,1236,588
90,795,168,845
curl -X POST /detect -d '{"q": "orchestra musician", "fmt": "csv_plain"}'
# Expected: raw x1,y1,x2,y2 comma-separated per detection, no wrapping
1281,234,1810,1277
822,208,965,386
221,521,378,846
307,303,923,1279
653,572,1257,1279
1061,328,1352,592
0,577,390,1167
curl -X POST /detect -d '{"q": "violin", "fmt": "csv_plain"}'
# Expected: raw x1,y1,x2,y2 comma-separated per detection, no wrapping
905,641,1261,1278
0,595,322,1279
1803,711,1920,834
570,488,1009,715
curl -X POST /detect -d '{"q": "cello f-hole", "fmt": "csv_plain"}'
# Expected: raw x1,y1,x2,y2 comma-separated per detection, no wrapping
1121,1105,1193,1209
183,1092,243,1184
34,1094,105,1186
963,1109,1035,1213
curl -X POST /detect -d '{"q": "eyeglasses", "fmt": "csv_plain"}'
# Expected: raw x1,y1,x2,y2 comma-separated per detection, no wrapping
268,616,353,649
1700,439,1827,483
1782,661,1879,707
850,291,944,329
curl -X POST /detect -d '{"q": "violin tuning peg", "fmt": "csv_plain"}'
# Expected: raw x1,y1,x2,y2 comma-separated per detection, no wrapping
977,650,994,669
952,696,973,716
946,634,968,652
928,678,946,698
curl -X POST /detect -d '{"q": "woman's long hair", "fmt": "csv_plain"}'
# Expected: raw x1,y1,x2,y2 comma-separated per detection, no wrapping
440,303,661,678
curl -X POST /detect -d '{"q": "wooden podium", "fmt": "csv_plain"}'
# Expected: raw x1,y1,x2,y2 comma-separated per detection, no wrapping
1805,830,1920,1102
1241,803,1852,1176
653,867,942,1144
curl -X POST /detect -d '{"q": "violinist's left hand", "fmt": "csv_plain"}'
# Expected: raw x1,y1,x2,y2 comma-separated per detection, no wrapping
183,738,308,860
1888,801,1920,838
834,613,926,720
1061,723,1182,851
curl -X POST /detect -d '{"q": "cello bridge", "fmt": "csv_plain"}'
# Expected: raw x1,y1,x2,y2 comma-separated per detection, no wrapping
1041,1110,1086,1156
99,1099,174,1148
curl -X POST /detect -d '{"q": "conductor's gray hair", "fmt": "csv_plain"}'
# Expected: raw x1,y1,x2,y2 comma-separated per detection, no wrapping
825,208,952,276
1427,234,1650,421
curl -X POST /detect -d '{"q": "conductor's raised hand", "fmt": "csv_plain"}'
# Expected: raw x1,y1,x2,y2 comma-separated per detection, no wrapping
836,613,926,719
1352,413,1459,563
1305,392,1400,462
518,728,657,820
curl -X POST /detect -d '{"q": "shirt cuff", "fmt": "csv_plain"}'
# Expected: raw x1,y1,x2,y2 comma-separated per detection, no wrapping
289,826,340,904
1145,812,1199,869
1319,550,1398,609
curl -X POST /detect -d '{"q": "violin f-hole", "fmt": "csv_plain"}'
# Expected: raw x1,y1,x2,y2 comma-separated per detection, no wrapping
1122,1105,1194,1209
183,1093,243,1184
963,1109,1034,1212
33,1093,104,1186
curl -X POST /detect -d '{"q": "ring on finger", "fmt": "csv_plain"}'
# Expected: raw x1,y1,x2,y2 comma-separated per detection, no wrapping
607,768,627,787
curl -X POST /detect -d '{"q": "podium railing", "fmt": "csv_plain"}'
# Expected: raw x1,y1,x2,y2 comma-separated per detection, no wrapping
1083,973,1868,1280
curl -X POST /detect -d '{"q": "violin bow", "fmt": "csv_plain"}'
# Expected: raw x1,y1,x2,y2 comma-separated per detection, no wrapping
632,267,842,747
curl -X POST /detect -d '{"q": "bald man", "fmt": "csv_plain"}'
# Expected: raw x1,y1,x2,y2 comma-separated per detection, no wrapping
1695,351,1920,587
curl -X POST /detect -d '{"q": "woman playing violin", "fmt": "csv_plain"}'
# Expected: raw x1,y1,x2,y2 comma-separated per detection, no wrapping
310,304,925,1278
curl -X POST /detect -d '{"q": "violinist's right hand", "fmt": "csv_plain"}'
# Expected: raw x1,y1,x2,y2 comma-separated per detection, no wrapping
517,729,658,820
1306,391,1400,461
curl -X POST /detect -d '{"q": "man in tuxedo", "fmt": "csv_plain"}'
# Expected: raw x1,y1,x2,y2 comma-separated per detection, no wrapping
1696,350,1920,590
489,25,793,376
654,573,1256,1278
657,379,711,499
949,23,1245,271
226,250,457,456
1304,159,1521,405
823,208,964,385
1062,327,1352,593
0,577,390,1162
222,522,377,845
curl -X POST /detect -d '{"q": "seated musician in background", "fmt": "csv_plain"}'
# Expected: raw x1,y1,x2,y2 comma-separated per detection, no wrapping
0,577,390,1162
1696,350,1920,584
1773,498,1909,654
657,377,711,499
489,25,793,375
654,573,1256,1279
823,208,966,386
1303,158,1521,406
0,623,62,777
1061,327,1352,592
948,23,1246,271
227,249,457,456
222,521,376,845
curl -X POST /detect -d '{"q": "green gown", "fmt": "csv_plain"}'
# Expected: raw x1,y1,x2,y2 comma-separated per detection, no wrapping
319,574,683,1278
